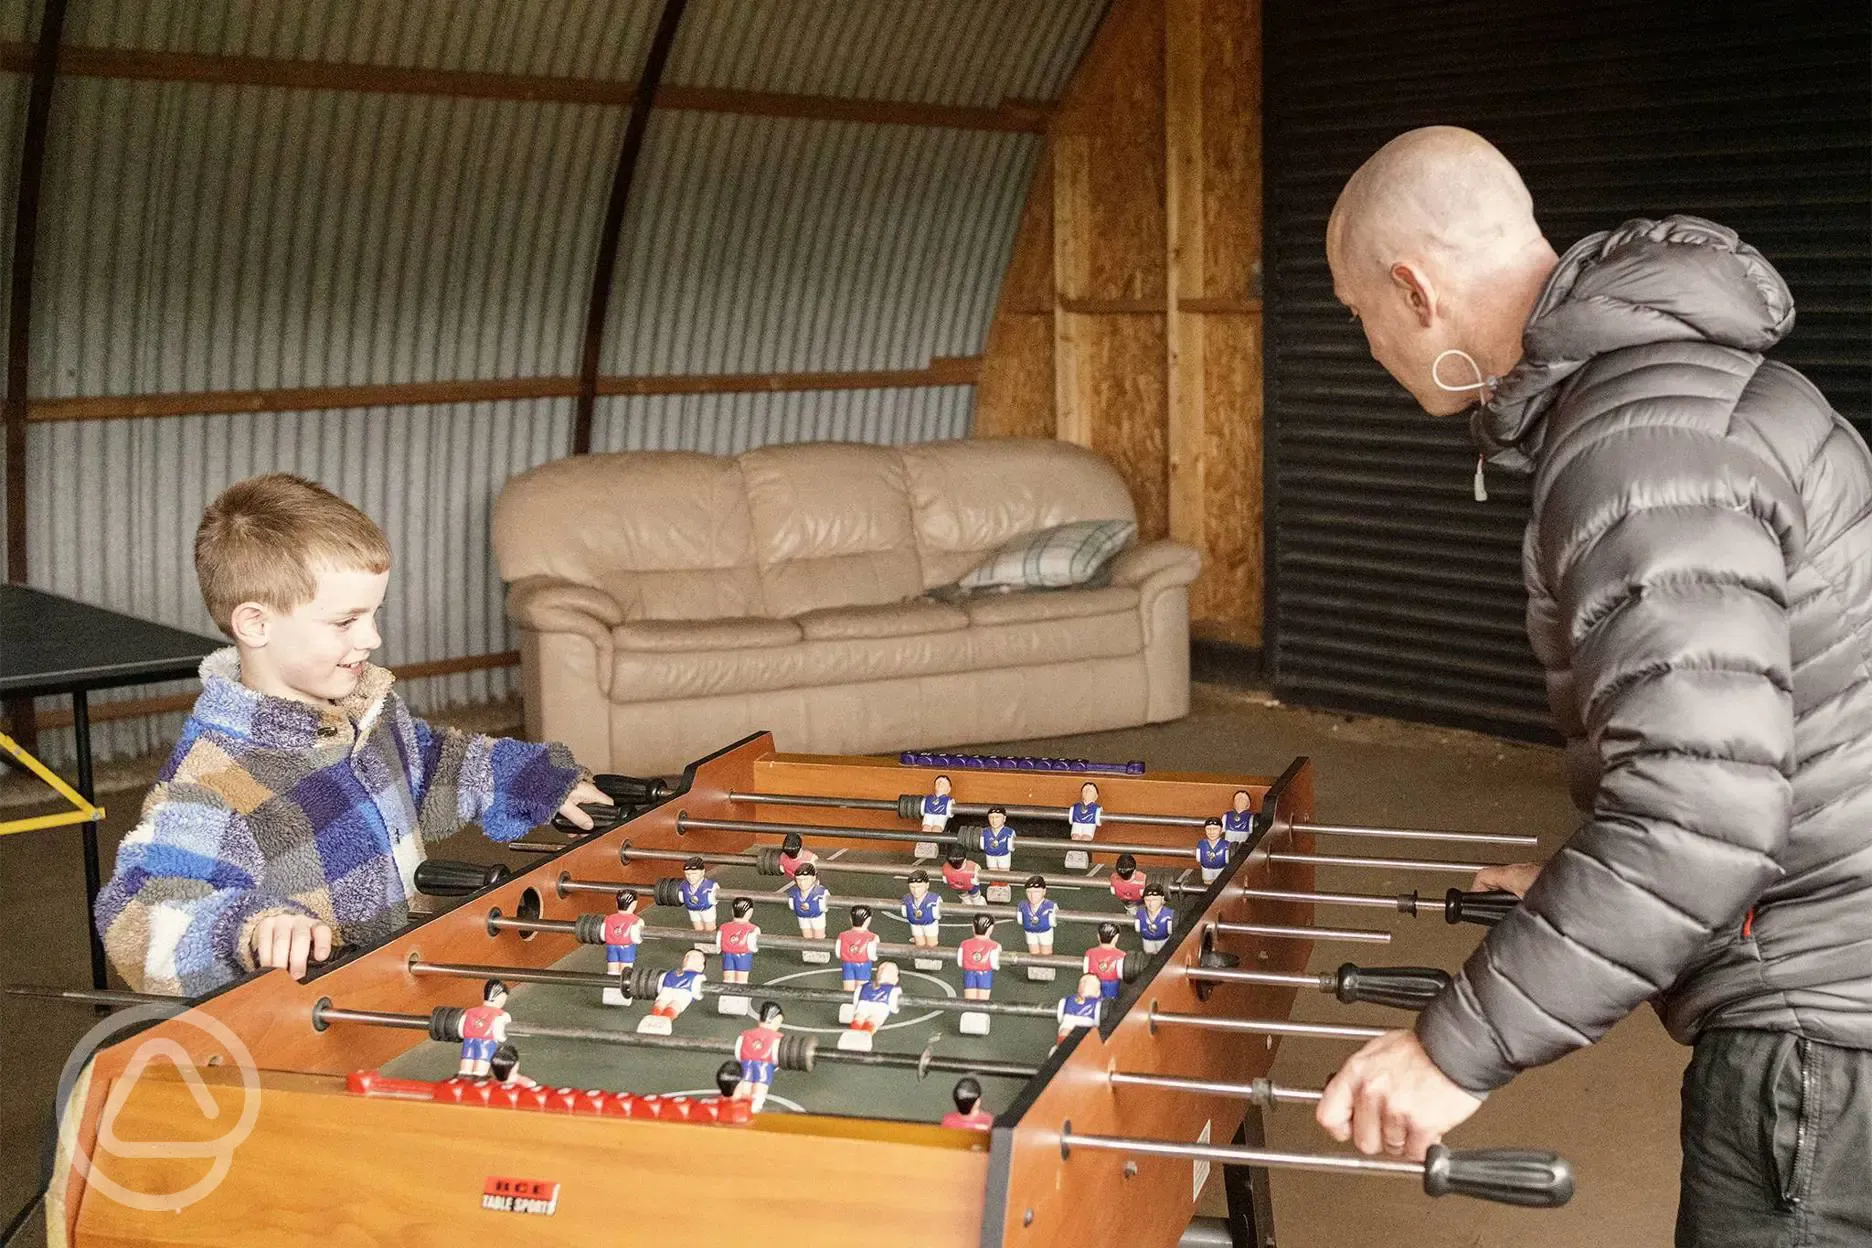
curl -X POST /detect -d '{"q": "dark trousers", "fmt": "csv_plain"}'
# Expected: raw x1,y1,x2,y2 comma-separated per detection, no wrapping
1678,1028,1872,1247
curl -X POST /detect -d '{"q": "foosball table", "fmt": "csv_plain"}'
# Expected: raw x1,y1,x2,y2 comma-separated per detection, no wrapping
40,733,1570,1246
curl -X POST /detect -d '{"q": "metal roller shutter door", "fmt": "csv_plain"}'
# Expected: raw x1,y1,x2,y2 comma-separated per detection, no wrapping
1263,0,1872,742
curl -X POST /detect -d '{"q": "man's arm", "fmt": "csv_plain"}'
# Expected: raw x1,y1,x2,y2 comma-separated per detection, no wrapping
96,778,321,995
1417,430,1798,1093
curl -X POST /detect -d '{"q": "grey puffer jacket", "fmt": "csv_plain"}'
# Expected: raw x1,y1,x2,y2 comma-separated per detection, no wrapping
1416,216,1872,1094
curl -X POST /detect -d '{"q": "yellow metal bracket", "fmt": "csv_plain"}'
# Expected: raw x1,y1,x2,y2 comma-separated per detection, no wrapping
0,730,105,836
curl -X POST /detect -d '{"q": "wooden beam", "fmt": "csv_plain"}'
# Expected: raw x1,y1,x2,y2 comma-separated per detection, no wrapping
1166,0,1204,552
27,652,523,731
0,43,1050,133
1051,135,1092,448
23,359,984,424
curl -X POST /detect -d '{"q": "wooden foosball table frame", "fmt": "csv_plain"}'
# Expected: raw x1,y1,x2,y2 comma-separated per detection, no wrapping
51,732,1325,1246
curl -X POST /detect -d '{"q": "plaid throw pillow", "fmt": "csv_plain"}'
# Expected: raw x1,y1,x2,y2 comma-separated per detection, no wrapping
958,519,1137,591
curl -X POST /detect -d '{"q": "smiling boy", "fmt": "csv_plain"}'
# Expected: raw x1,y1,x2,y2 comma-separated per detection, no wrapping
95,474,608,995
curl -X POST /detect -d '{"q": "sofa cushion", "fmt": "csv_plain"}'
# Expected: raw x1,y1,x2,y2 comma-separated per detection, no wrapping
613,617,802,653
901,439,1139,587
741,443,924,617
796,600,969,641
958,519,1137,591
607,601,1142,704
495,451,765,620
960,585,1143,628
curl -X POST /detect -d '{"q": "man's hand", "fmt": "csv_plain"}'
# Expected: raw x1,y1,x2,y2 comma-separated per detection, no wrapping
556,780,615,830
1316,1029,1482,1161
1472,860,1542,897
252,913,333,980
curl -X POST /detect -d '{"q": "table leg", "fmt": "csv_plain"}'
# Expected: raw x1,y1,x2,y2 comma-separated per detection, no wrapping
1222,1107,1278,1248
73,690,109,991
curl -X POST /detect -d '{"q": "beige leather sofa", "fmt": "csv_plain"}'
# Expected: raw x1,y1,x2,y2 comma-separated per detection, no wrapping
492,438,1201,774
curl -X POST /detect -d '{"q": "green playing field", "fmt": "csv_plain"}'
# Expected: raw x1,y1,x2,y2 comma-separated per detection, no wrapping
381,847,1169,1124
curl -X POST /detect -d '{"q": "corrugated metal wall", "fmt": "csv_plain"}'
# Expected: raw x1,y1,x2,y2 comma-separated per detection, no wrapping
1,0,1111,763
1263,0,1872,742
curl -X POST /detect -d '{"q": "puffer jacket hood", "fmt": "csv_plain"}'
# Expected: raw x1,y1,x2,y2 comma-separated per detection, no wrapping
1474,215,1798,472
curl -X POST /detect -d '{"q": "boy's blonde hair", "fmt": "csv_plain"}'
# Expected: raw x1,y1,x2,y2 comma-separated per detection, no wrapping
195,474,391,636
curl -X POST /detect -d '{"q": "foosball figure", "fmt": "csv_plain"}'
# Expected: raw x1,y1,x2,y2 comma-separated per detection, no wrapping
940,1076,993,1131
1068,781,1103,842
837,905,880,989
732,1001,786,1114
902,869,944,970
637,950,707,1035
1054,973,1104,1050
956,912,1002,1036
487,1042,539,1090
777,831,818,879
678,857,719,947
840,960,902,1051
941,844,987,906
1109,853,1148,913
457,979,511,1079
714,1060,755,1126
716,897,761,1016
980,806,1016,871
1223,788,1255,843
1084,924,1127,1000
787,862,832,963
921,774,954,833
1196,818,1230,884
1017,875,1058,982
1135,884,1175,955
601,888,644,1007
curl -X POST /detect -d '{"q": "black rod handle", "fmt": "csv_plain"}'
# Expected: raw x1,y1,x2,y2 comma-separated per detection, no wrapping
1443,889,1518,927
1330,963,1451,1010
413,859,511,897
1422,1145,1574,1207
593,772,673,806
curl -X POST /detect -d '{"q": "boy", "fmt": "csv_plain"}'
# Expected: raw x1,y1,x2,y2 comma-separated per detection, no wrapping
95,474,607,996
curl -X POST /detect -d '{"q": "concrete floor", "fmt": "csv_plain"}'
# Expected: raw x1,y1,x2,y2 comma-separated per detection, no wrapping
0,685,1682,1246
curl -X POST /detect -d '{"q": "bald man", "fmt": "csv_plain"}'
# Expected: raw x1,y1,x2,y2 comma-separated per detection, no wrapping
1316,127,1872,1244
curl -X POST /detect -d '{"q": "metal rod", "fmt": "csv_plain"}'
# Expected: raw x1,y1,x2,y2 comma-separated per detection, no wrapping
5,985,190,1012
1148,1006,1387,1041
680,814,1199,862
1108,1071,1322,1104
1268,852,1489,875
1297,822,1537,848
1227,887,1413,911
486,914,1090,972
728,790,1206,829
660,882,1122,928
1185,968,1327,991
1061,1131,1420,1178
604,848,1103,892
408,959,1056,1018
312,1002,1038,1079
1210,920,1390,945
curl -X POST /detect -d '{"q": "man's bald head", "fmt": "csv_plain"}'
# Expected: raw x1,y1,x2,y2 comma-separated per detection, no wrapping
1328,127,1542,301
1325,127,1557,417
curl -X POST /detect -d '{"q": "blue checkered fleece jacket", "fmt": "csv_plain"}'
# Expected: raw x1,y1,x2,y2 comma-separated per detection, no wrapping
96,648,584,995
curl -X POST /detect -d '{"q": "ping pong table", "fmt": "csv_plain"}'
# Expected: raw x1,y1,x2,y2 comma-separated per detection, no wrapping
0,584,222,989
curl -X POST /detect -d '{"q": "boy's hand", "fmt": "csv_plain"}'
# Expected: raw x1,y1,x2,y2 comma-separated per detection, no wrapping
557,780,615,831
252,913,333,979
1472,861,1542,897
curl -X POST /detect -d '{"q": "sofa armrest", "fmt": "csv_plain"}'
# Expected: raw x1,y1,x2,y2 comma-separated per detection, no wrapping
1108,540,1202,591
506,577,622,694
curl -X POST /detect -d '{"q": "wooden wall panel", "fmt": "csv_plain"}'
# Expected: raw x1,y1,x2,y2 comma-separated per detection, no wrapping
973,0,1263,641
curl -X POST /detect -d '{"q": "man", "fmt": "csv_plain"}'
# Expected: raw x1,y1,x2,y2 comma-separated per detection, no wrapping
1315,125,1872,1243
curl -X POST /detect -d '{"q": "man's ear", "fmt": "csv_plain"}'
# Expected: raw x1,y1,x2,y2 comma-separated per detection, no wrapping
228,601,270,648
1389,262,1437,329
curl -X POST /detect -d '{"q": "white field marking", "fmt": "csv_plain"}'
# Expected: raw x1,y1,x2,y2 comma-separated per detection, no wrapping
758,965,954,1035
669,1088,805,1115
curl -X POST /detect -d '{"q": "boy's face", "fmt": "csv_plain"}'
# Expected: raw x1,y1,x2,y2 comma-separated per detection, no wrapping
236,562,387,705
